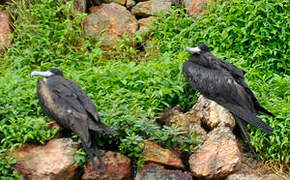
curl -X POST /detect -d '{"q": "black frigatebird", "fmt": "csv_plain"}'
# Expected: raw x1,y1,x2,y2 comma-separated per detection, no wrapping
183,44,274,156
31,69,118,172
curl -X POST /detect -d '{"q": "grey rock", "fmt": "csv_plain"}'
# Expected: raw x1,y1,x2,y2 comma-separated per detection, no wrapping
126,0,136,8
135,163,192,180
131,0,172,18
161,105,207,142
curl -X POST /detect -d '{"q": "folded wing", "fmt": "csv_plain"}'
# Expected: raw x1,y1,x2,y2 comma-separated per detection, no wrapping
183,61,273,133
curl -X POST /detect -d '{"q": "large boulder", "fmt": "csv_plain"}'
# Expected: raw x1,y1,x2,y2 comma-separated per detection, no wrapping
11,138,80,180
161,105,207,142
192,95,236,130
0,10,12,51
82,150,131,180
189,127,241,179
84,3,138,48
131,0,172,18
135,163,192,180
141,140,184,169
183,0,213,16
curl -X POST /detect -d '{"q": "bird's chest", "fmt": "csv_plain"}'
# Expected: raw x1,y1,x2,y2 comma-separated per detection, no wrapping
37,79,65,118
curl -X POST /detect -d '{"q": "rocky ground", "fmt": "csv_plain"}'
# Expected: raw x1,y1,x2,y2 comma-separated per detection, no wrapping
0,0,289,179
10,96,289,180
0,0,213,51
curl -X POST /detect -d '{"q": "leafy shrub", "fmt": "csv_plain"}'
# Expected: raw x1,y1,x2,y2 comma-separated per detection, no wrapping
152,0,289,163
153,0,289,75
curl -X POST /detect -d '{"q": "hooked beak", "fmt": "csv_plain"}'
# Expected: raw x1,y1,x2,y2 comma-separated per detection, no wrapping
31,70,54,77
185,46,201,54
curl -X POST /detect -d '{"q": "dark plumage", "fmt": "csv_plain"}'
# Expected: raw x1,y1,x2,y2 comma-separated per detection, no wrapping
184,44,274,155
31,69,118,172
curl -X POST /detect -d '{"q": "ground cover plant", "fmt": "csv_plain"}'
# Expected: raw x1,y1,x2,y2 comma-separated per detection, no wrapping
0,0,198,177
0,0,289,178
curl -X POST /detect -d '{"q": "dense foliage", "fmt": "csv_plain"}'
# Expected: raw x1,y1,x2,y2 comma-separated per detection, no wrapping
0,0,289,178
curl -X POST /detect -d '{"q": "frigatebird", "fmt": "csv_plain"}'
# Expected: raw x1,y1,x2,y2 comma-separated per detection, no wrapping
31,69,118,172
184,44,274,155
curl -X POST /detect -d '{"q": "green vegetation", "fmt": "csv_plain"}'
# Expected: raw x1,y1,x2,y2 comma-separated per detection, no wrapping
0,0,289,178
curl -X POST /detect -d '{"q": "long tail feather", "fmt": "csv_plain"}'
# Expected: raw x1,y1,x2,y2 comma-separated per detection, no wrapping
219,102,273,134
235,117,259,160
257,106,275,117
88,120,119,135
242,84,275,118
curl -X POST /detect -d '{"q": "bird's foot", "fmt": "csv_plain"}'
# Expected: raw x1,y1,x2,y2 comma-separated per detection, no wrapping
100,161,106,171
92,146,106,172
250,149,260,161
91,158,106,174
